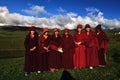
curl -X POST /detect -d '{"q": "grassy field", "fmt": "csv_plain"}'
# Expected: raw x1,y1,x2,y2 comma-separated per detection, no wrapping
0,26,120,80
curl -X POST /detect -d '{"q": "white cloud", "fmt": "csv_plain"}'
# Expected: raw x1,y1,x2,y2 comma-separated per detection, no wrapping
22,5,47,16
67,12,77,17
57,7,66,13
0,6,120,30
86,7,99,15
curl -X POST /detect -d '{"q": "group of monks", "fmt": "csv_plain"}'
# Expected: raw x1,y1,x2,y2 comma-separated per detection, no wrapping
24,24,109,76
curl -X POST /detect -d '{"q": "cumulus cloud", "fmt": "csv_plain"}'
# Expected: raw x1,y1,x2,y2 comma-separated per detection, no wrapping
22,5,48,16
0,6,120,29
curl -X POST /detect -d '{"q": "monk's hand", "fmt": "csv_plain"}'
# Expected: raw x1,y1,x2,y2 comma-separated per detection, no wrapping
77,42,82,46
43,47,50,52
30,46,36,51
75,42,78,46
58,48,63,53
75,42,81,46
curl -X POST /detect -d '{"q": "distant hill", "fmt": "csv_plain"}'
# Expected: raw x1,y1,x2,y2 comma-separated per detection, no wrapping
0,26,120,34
0,26,43,32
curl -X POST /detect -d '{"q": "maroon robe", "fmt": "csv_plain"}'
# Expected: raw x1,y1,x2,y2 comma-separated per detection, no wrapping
96,30,109,65
38,35,51,71
73,32,86,68
48,35,62,69
61,34,75,69
24,32,38,72
84,30,99,67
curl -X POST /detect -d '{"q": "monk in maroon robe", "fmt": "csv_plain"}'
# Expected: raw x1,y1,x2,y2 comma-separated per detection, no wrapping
61,28,75,70
48,28,62,72
37,27,51,73
24,26,38,76
73,24,86,69
84,24,99,69
95,24,109,67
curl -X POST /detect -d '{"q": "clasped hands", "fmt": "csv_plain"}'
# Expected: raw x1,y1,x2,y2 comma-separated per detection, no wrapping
75,42,82,46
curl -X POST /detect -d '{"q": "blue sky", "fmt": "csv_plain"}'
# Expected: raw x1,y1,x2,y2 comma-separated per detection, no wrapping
0,0,120,19
0,0,120,29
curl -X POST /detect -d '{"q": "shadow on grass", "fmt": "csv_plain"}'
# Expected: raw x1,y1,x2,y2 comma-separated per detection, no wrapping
60,70,76,80
112,52,120,63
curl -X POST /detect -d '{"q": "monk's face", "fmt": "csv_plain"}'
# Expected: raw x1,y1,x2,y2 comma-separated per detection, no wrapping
64,32,69,36
77,28,82,32
97,29,100,32
44,32,49,36
85,28,91,32
30,31,35,34
54,31,59,35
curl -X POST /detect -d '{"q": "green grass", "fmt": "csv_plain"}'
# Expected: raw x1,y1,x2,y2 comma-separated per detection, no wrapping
0,57,120,80
0,26,120,80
